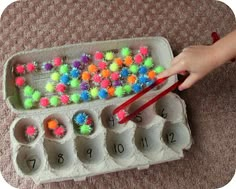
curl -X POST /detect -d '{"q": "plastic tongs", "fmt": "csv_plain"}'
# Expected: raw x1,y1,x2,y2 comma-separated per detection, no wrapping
112,74,188,124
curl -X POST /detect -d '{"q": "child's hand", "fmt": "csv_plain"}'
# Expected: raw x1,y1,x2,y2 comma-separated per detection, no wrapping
157,45,221,91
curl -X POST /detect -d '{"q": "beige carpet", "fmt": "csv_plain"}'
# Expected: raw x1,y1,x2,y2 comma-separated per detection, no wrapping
0,0,235,188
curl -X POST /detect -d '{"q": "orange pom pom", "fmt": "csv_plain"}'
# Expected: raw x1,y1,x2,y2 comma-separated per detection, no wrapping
148,70,156,79
108,87,115,96
114,58,123,67
88,64,98,74
47,119,58,130
127,75,137,84
101,69,111,78
82,71,91,81
124,56,133,66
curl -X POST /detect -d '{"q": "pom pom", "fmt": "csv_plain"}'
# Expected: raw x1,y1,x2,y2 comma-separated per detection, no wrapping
15,64,25,74
53,125,66,138
50,96,60,107
92,74,102,84
45,82,55,93
132,83,142,93
138,66,148,74
47,119,59,130
53,57,62,66
100,79,111,88
88,64,98,74
80,82,89,90
90,87,99,99
81,54,90,64
79,124,92,135
101,69,111,78
43,63,53,71
40,97,49,107
154,65,165,74
24,85,34,96
70,78,80,88
24,98,34,109
98,61,107,70
113,80,122,87
129,64,139,74
70,93,80,103
123,84,132,94
60,95,70,104
127,75,137,84
74,112,88,125
116,109,127,121
25,125,38,141
98,88,108,99
15,76,25,87
115,86,125,97
70,68,80,78
72,60,83,70
120,68,129,78
32,90,41,102
94,51,104,60
109,62,119,72
144,57,154,68
26,62,36,72
134,54,143,64
81,71,91,81
59,64,69,74
56,83,67,93
124,56,133,66
139,75,149,84
60,74,70,85
105,51,114,61
114,58,123,67
80,90,91,102
107,87,115,96
121,47,131,57
110,72,120,81
139,46,148,56
50,72,60,82
148,70,156,79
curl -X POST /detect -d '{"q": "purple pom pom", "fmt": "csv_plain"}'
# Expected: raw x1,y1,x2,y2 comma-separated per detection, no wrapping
80,82,89,90
44,63,53,71
81,54,90,64
113,80,122,87
72,60,83,70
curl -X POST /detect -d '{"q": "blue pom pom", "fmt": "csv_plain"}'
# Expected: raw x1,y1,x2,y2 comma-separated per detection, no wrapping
132,83,142,93
98,88,108,99
120,68,129,78
138,66,148,74
60,74,70,85
74,112,88,125
138,75,149,84
70,68,80,78
80,90,91,101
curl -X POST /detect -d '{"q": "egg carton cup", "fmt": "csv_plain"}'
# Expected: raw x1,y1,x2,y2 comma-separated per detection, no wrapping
3,37,193,184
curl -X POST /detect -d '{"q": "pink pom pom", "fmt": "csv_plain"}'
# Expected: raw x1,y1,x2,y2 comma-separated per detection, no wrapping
140,46,148,56
92,74,102,83
95,51,104,60
40,97,49,107
25,125,37,136
60,95,70,104
15,64,25,74
100,79,111,88
98,61,107,70
26,62,36,72
53,125,66,138
54,57,62,66
116,109,127,121
110,72,120,81
15,76,25,87
134,54,143,64
56,83,66,93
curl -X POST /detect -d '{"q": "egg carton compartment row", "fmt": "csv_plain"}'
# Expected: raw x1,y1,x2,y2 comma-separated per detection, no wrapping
10,92,192,184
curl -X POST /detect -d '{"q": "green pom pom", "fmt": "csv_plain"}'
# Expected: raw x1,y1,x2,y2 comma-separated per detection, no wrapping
59,64,69,74
50,72,60,82
115,86,125,97
109,62,119,72
24,98,33,109
129,64,139,74
79,124,92,135
105,51,114,61
45,82,55,93
70,78,80,88
121,47,131,57
50,96,60,106
123,84,132,94
154,66,165,74
90,87,99,99
70,93,80,103
23,85,34,97
144,57,154,68
32,90,41,102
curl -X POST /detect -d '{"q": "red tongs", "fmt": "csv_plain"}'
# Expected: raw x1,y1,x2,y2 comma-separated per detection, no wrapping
112,74,188,124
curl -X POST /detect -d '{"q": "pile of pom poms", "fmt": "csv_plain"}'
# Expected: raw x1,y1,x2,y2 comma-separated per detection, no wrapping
46,119,67,139
73,112,94,135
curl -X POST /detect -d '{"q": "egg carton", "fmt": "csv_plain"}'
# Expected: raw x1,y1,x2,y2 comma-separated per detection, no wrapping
3,37,192,184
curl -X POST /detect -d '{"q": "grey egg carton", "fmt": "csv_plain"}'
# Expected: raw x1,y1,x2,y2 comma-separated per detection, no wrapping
3,37,192,184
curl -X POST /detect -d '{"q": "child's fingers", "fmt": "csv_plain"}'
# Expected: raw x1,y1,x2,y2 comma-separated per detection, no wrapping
157,62,185,79
178,74,198,91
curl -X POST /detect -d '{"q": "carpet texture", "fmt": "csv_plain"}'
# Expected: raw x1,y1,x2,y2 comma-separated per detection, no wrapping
0,0,235,189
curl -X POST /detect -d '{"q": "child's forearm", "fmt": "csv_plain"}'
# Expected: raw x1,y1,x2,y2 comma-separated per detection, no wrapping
212,30,236,66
